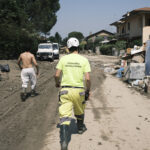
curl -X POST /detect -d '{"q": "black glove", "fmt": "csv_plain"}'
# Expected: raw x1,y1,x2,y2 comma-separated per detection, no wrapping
55,81,60,88
85,90,90,101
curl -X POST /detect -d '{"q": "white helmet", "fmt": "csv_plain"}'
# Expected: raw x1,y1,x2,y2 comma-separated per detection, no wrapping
67,37,79,49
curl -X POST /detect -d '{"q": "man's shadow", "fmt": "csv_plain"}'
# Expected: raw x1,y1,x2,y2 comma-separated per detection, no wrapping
57,118,78,146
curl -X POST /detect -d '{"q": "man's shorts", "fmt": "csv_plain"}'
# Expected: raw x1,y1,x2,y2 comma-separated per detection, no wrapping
21,68,36,89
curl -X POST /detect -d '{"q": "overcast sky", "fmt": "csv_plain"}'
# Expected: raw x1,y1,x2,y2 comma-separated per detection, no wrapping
50,0,150,38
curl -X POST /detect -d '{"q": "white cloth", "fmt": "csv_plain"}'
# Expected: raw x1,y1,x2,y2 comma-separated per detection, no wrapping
21,68,36,89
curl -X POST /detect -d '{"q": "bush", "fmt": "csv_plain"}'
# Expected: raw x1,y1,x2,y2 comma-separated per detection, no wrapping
79,41,87,51
86,40,94,50
115,40,126,50
100,44,114,55
128,39,142,48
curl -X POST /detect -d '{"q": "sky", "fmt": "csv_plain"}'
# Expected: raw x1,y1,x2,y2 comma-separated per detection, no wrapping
50,0,150,38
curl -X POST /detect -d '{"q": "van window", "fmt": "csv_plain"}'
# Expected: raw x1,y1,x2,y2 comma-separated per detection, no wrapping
39,45,52,49
53,44,58,50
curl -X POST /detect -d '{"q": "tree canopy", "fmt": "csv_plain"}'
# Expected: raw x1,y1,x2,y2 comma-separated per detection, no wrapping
0,0,60,59
68,31,84,42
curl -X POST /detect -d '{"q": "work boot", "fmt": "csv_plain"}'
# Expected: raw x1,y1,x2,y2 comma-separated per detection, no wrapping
21,88,27,101
20,92,27,101
31,89,36,97
60,125,69,150
77,119,87,134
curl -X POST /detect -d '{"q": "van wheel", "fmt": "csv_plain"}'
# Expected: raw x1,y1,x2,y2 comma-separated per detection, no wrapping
50,57,54,62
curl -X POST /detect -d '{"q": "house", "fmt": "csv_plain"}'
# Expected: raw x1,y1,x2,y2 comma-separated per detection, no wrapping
85,30,114,41
110,7,150,43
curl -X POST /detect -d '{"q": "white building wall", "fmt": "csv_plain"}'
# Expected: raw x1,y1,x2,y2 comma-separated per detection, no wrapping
143,26,150,43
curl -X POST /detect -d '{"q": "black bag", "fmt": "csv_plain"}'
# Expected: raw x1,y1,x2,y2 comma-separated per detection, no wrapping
0,64,10,72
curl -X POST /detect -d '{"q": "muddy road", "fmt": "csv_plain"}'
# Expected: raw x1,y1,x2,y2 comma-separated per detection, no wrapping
0,60,59,150
0,55,150,150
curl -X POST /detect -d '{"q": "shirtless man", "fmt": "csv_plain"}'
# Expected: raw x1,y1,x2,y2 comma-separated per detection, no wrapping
18,50,39,100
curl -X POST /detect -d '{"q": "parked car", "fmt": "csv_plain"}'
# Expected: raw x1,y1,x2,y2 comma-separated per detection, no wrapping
36,43,54,61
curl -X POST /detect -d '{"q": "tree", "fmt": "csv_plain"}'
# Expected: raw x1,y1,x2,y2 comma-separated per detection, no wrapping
80,40,87,51
48,36,56,43
48,32,62,44
0,0,60,59
25,0,60,34
94,36,104,47
62,37,68,47
68,31,84,42
55,32,62,44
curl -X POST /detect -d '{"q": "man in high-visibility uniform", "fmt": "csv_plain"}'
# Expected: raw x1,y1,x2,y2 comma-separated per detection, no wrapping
54,37,91,150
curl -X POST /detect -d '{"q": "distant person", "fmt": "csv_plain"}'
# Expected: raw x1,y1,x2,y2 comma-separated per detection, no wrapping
18,49,39,100
54,37,91,150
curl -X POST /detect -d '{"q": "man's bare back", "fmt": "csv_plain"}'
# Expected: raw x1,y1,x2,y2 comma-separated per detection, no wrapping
18,52,37,69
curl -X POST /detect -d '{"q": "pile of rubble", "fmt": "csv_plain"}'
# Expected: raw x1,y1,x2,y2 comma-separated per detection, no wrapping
104,40,150,93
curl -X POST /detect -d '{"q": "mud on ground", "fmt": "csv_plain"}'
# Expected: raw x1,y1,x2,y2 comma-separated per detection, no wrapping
0,55,118,150
0,60,59,150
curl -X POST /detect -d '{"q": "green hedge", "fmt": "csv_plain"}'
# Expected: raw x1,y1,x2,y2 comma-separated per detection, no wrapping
100,44,114,55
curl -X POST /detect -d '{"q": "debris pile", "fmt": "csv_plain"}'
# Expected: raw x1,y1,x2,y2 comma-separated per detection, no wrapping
104,40,150,93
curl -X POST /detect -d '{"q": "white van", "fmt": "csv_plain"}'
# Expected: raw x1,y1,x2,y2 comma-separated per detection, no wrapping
36,43,54,61
52,43,59,59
